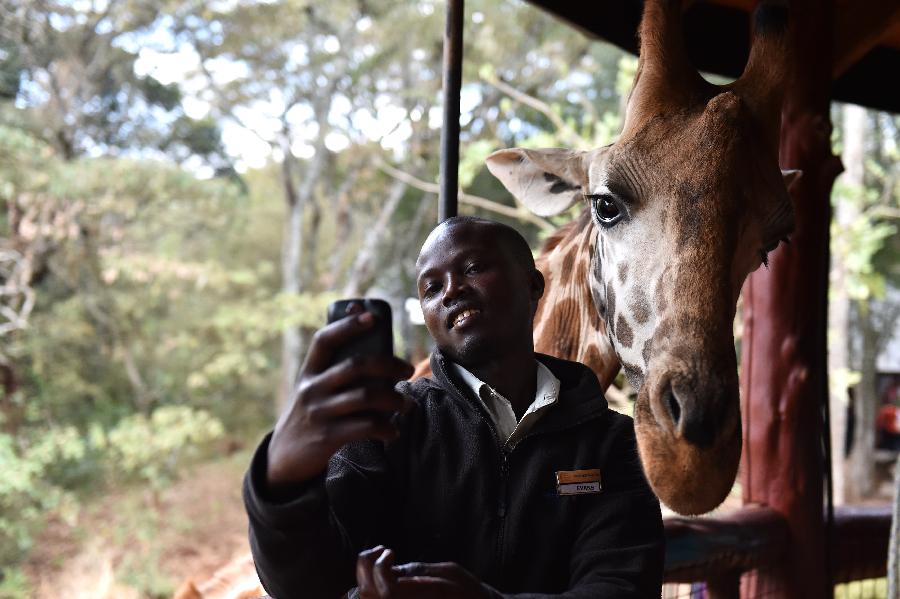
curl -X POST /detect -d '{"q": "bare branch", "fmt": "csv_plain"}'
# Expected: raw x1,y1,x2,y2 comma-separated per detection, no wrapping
867,206,900,220
0,247,36,339
375,160,555,232
343,178,408,296
196,60,274,149
481,73,585,149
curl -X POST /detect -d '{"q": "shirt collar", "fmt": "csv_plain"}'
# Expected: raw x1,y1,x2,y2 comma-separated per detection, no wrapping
448,359,561,412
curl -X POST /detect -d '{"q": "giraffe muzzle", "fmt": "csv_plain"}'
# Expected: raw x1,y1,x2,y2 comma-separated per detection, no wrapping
635,370,742,514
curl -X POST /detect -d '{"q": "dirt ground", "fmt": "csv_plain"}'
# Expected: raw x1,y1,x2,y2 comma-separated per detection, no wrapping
22,450,254,599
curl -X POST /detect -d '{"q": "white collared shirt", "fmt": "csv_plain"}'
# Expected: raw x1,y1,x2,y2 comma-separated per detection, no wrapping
449,360,561,449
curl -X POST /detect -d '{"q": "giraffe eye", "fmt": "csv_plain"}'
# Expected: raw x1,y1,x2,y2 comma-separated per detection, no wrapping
589,194,623,227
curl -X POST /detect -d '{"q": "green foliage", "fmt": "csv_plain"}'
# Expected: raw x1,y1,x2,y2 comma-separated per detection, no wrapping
4,0,229,165
105,406,225,489
0,567,31,598
0,429,79,565
119,545,176,599
0,119,269,574
0,405,224,571
616,55,638,100
459,140,498,189
140,76,183,112
831,160,899,302
0,42,22,100
834,579,887,599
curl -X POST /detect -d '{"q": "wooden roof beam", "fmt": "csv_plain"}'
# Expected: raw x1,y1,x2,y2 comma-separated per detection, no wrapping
833,2,900,78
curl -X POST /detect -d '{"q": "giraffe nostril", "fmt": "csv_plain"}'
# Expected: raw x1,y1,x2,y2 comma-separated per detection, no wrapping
664,387,681,427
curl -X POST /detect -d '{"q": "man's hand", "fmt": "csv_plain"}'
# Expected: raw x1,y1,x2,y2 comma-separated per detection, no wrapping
357,546,491,599
266,309,414,489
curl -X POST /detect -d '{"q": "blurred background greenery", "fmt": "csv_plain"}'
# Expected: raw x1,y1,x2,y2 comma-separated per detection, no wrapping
0,1,897,596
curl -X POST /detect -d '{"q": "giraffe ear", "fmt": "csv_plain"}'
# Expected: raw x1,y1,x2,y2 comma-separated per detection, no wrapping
485,148,588,217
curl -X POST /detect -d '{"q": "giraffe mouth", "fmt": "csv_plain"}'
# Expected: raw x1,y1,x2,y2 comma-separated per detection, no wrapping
447,306,482,330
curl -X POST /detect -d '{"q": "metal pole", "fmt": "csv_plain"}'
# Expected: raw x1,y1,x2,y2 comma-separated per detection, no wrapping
438,0,464,223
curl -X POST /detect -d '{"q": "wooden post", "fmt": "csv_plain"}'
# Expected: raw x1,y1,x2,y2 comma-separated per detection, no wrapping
740,0,843,597
706,572,740,599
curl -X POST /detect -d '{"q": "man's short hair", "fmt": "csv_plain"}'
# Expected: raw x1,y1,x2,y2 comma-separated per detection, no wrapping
440,216,536,273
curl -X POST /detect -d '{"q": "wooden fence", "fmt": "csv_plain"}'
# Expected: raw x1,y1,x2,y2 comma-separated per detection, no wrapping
663,505,892,598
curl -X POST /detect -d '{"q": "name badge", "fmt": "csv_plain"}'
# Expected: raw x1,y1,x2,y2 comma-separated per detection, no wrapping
556,469,602,496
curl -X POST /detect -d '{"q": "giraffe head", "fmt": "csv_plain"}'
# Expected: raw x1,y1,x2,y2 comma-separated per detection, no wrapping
486,0,799,515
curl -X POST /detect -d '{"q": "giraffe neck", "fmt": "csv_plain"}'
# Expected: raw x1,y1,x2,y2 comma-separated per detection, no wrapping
533,210,621,390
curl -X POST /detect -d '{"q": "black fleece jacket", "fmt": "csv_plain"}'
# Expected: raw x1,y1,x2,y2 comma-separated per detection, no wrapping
243,352,664,598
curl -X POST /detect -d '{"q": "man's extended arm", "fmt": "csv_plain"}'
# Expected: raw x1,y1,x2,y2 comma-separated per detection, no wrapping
244,435,355,598
244,306,413,599
244,433,403,599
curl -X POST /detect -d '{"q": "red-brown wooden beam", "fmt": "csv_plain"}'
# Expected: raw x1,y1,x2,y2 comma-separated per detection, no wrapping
663,507,788,583
831,505,892,584
739,0,844,596
833,1,900,78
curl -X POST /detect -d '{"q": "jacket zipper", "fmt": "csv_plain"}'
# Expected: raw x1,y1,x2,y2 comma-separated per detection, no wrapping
432,357,607,576
496,449,509,572
496,412,607,571
435,358,511,573
498,451,508,518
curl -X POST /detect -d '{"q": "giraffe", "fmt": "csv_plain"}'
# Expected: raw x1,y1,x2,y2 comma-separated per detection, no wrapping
177,0,799,595
530,210,620,392
486,0,799,516
172,553,264,599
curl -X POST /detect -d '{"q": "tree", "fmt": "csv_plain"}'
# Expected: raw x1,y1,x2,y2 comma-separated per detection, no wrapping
0,0,229,164
830,104,900,500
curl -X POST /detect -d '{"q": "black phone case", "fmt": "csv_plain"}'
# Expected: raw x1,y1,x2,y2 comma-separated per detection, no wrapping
326,298,393,362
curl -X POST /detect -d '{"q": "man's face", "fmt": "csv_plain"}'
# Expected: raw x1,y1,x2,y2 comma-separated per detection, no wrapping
415,223,542,367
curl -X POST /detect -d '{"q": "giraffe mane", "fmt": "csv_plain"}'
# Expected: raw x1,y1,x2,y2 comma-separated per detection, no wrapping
533,210,622,395
537,212,584,255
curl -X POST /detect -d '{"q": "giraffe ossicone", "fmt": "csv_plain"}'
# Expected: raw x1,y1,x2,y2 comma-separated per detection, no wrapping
487,0,800,515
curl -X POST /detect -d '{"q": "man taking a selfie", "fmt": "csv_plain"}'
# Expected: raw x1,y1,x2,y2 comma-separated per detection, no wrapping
243,216,665,598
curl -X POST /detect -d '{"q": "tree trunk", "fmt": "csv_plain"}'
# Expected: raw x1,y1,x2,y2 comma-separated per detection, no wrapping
391,194,433,363
342,179,407,297
303,196,323,289
278,139,303,413
322,171,359,290
277,129,330,413
850,304,879,497
830,103,867,504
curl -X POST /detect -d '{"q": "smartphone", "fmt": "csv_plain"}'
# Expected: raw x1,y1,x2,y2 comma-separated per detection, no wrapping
326,298,393,363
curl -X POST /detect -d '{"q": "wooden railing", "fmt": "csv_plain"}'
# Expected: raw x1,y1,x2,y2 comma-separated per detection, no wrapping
254,505,891,599
662,505,892,598
664,507,787,587
831,505,892,585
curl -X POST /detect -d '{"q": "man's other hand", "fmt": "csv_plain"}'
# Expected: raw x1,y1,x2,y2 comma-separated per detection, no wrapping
266,310,414,489
357,546,491,599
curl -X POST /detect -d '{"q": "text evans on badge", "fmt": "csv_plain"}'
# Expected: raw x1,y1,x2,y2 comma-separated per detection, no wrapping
556,469,602,496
